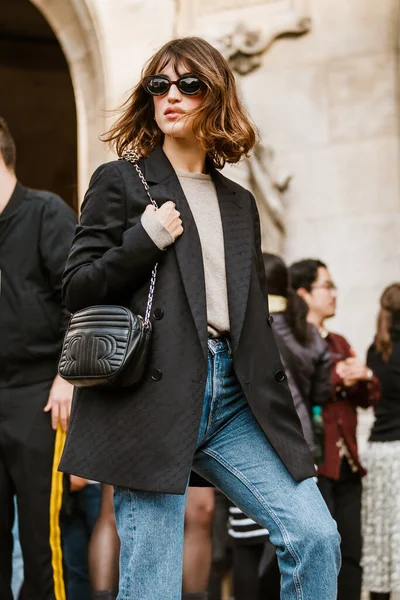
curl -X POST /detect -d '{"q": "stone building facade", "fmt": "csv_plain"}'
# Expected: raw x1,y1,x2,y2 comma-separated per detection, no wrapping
2,0,399,360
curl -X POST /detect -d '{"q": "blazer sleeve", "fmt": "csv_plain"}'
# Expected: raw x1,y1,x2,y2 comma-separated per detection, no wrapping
63,162,164,313
249,192,269,312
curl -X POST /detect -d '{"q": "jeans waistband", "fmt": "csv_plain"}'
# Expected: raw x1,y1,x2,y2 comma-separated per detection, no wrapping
207,336,232,356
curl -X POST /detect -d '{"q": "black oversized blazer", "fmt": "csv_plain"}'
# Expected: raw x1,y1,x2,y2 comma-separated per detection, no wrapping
59,146,315,493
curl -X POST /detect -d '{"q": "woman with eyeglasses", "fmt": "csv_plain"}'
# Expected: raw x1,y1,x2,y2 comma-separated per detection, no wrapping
59,37,340,600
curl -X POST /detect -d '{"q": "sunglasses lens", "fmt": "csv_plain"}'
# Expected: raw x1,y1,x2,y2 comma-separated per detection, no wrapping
145,77,170,96
178,76,203,95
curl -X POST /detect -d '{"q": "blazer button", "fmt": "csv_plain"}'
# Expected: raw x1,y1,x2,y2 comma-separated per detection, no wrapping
153,308,164,320
268,315,274,327
275,370,286,383
151,369,163,381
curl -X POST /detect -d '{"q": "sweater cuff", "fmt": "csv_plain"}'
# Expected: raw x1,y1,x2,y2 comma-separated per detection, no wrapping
141,213,174,250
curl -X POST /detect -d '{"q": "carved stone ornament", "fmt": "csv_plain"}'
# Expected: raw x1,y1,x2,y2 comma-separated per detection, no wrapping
175,0,311,67
215,19,310,75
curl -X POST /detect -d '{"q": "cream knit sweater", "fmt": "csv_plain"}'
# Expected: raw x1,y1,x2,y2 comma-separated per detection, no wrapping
141,171,230,337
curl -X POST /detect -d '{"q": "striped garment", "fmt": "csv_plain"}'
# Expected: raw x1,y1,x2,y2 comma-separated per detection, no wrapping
228,505,269,544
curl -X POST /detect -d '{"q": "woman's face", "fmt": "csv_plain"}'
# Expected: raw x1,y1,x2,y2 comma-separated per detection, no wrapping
152,63,204,141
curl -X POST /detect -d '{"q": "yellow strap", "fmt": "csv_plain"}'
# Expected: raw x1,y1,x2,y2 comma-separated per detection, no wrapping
49,425,66,600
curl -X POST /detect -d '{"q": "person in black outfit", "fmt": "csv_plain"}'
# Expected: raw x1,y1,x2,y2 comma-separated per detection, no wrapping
228,253,332,600
362,283,400,600
0,118,76,600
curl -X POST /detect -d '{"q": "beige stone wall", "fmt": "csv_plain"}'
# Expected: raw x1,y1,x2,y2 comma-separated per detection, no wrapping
236,0,400,445
246,0,400,359
89,0,176,148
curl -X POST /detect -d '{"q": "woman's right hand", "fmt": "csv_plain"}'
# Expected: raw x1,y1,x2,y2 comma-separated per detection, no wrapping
144,202,183,241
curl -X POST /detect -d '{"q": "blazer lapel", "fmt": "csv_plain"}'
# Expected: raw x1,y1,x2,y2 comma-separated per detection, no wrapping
142,148,208,360
211,170,253,354
171,179,208,359
142,146,253,357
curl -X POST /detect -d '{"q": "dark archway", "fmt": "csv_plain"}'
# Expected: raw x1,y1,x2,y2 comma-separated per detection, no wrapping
0,0,78,209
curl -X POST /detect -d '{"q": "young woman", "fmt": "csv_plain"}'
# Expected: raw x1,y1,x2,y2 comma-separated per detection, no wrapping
262,254,332,457
362,283,400,600
59,37,340,600
229,253,332,600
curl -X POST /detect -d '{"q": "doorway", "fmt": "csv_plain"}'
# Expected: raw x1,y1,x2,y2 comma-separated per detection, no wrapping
0,0,77,210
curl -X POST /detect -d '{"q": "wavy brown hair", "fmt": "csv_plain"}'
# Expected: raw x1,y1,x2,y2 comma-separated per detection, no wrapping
103,37,259,168
375,283,400,361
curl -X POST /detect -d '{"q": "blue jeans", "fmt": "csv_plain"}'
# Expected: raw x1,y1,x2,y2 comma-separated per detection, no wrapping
114,338,341,599
62,483,101,600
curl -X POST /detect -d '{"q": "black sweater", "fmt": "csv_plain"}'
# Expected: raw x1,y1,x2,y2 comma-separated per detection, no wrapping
368,321,400,442
0,182,76,387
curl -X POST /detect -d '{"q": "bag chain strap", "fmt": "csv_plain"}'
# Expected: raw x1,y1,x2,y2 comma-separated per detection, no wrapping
120,150,158,327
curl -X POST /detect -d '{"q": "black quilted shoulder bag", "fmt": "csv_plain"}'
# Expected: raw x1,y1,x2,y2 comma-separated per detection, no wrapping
58,150,158,388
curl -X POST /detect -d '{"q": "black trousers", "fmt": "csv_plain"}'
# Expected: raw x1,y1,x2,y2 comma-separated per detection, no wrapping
0,380,65,600
318,458,362,600
232,542,280,600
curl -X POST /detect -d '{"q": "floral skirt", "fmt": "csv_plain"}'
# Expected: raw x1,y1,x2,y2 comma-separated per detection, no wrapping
361,440,400,592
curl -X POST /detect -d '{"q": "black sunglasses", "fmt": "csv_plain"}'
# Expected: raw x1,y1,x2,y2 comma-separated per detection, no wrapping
142,74,205,96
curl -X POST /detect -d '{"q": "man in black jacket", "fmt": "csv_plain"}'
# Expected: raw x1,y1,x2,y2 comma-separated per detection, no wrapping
0,118,77,600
